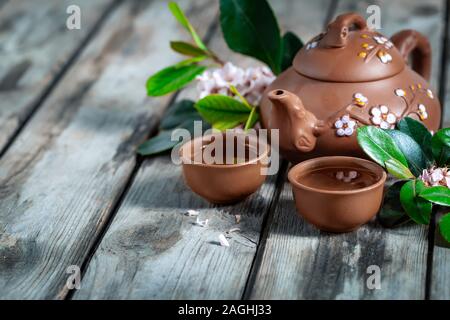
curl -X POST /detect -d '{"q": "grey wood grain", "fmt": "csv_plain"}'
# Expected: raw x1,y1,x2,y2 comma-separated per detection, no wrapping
431,210,450,299
248,0,445,300
73,0,334,300
0,0,217,299
431,4,450,298
0,0,116,154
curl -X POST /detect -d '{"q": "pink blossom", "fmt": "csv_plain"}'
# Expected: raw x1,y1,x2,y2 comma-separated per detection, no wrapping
420,167,450,188
196,62,275,106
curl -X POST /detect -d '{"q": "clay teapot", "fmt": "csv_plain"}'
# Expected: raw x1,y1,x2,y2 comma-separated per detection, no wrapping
260,13,441,163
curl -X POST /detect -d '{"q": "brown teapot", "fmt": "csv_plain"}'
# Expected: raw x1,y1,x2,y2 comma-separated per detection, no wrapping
260,13,441,163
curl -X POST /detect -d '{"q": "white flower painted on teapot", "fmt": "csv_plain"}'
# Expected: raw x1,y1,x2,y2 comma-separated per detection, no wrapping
353,93,368,107
334,115,356,137
370,105,397,129
373,36,394,49
418,104,428,120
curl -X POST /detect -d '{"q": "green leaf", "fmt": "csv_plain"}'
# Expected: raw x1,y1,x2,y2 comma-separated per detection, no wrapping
280,32,303,72
168,2,207,50
357,126,408,168
397,117,433,160
137,131,177,156
432,128,450,166
170,41,207,57
419,186,450,206
138,119,209,156
438,213,450,243
195,94,251,130
400,180,432,225
387,130,430,176
244,107,259,131
219,0,281,74
146,63,207,96
159,100,202,130
379,180,410,227
385,158,415,179
173,56,206,67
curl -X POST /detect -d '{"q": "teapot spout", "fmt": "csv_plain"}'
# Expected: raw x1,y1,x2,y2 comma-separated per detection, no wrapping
268,89,322,153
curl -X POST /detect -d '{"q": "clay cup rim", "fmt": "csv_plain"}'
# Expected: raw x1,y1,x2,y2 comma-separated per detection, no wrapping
288,156,387,195
179,132,270,169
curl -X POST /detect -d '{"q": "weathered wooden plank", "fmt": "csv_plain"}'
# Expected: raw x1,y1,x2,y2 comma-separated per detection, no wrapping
0,0,116,154
431,211,450,299
431,4,450,300
73,0,333,300
248,0,445,300
0,0,217,299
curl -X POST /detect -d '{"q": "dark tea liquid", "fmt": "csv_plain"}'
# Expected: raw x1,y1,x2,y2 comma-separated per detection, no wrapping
296,166,380,191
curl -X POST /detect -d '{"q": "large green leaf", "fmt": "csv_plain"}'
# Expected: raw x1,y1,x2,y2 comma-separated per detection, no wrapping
419,186,450,206
195,94,251,130
397,117,433,160
159,100,202,130
219,0,281,74
379,180,410,227
357,126,408,168
170,41,207,57
439,213,450,243
432,128,450,166
385,158,414,179
280,32,303,72
400,180,432,225
387,130,430,176
146,63,206,96
168,2,207,50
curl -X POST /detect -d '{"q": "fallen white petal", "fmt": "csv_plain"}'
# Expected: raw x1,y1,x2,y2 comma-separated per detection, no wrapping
196,217,208,227
219,234,230,247
185,209,199,216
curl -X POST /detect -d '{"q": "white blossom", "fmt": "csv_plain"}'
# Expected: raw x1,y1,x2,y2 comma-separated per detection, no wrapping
420,167,450,188
418,104,428,120
196,62,275,106
334,115,356,137
395,88,406,97
336,170,358,183
370,105,397,129
353,93,368,107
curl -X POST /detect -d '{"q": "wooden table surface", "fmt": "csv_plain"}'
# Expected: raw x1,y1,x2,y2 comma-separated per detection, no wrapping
0,0,449,300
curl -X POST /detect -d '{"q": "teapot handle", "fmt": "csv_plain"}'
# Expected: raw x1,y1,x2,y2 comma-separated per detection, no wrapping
390,30,431,81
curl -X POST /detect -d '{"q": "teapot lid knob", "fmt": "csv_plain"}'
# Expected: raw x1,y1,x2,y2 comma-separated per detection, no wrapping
320,13,368,48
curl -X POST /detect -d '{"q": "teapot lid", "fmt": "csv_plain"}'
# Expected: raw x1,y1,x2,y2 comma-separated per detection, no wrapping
293,13,405,82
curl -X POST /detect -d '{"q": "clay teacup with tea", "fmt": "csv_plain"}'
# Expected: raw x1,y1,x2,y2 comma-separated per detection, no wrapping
288,156,386,232
179,132,270,204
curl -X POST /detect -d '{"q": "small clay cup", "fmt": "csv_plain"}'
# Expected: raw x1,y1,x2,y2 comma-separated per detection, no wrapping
180,132,269,204
288,156,386,232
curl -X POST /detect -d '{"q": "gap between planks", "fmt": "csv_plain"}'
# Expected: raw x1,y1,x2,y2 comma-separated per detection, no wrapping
64,15,221,301
241,0,339,299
